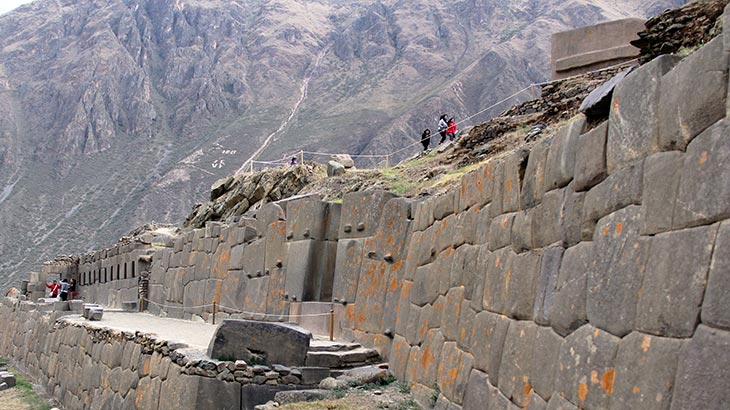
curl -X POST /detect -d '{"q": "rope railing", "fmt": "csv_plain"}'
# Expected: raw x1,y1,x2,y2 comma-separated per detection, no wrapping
141,297,334,319
243,58,639,174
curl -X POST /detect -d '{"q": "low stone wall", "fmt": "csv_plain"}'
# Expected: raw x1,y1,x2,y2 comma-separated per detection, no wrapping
0,298,318,410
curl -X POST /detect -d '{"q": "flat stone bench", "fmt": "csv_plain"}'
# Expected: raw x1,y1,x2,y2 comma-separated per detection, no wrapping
208,320,312,367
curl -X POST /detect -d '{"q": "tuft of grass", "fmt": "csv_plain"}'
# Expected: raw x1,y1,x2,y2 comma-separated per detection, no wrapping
397,398,420,410
396,381,411,394
429,384,440,407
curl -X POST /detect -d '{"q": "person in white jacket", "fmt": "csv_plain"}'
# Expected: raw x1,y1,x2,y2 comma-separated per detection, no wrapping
437,114,448,144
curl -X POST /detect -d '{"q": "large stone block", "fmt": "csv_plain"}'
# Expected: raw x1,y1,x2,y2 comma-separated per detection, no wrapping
544,116,586,191
521,139,551,209
573,121,608,192
549,242,591,336
587,206,650,337
339,191,397,239
533,245,564,326
410,262,441,307
640,151,684,235
530,326,563,400
555,324,620,409
470,311,510,383
489,161,506,218
242,239,266,276
581,160,643,240
560,186,585,247
286,198,331,241
533,189,563,248
502,149,529,213
207,319,311,367
487,213,515,251
703,221,730,329
636,224,718,338
433,191,456,221
457,301,476,352
498,320,537,407
506,251,541,320
440,287,465,341
670,325,730,410
195,377,242,410
332,239,365,304
255,203,285,238
462,370,490,410
545,395,578,410
483,247,514,315
673,119,730,229
511,210,533,253
413,329,446,387
437,342,462,401
451,245,481,302
607,55,682,173
658,37,728,151
285,240,336,302
610,332,683,410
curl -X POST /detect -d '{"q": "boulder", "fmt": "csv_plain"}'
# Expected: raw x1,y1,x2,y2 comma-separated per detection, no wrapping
0,372,16,388
208,320,312,367
88,308,104,321
331,154,355,168
579,68,634,119
326,161,345,177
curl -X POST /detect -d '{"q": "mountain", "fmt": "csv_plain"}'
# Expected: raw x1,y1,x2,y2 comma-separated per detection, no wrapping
0,0,687,290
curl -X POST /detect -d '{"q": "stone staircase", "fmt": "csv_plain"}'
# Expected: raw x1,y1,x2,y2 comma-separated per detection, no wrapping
305,340,381,369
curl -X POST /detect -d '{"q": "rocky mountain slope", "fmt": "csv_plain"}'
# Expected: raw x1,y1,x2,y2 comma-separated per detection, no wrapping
0,0,687,289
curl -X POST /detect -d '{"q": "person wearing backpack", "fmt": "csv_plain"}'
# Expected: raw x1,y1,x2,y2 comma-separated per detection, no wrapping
437,114,448,144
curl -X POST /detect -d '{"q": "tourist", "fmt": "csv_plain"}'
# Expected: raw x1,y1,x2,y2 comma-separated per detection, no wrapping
446,117,457,141
438,114,448,144
46,280,59,299
59,278,69,302
290,157,297,166
421,129,431,152
69,278,77,300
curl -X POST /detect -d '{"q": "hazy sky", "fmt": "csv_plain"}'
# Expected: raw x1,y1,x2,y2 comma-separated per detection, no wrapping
0,0,33,15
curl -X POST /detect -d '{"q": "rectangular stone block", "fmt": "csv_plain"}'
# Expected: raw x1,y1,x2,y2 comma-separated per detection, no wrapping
339,191,397,239
286,198,330,241
544,116,585,191
636,224,718,338
670,325,730,410
505,251,541,320
673,120,730,229
332,238,365,304
475,204,492,245
581,160,643,240
549,242,591,336
483,247,514,315
498,320,537,407
502,149,529,213
658,37,728,151
573,121,608,191
489,160,506,218
521,139,551,209
533,245,564,326
610,332,683,410
451,244,481,302
433,191,456,221
702,221,730,329
530,326,563,400
511,210,533,253
487,213,515,251
440,287,465,341
560,186,585,248
640,151,684,235
555,325,619,410
533,189,563,248
587,206,650,337
470,311,510,383
607,55,681,173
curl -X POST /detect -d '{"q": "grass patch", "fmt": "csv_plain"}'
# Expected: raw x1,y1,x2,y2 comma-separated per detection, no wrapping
0,357,54,410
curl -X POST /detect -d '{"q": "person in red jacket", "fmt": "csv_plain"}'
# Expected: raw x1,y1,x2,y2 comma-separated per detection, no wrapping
46,280,59,298
446,117,457,141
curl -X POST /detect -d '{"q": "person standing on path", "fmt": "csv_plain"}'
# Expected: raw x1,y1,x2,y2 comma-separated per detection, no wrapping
46,280,59,298
421,129,431,152
59,278,69,301
446,117,457,141
438,114,448,144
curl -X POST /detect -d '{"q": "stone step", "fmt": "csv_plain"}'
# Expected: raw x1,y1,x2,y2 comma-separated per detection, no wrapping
305,347,381,369
308,340,363,352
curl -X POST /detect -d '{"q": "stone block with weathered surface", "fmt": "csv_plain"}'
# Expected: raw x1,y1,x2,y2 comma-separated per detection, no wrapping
255,203,285,239
581,160,643,240
673,119,730,229
555,325,619,409
545,395,579,410
332,238,365,304
533,189,563,248
670,325,730,410
658,37,728,151
285,199,330,241
549,242,591,336
573,122,608,192
470,311,510,384
521,139,551,209
504,251,541,320
544,116,585,191
609,332,683,410
487,213,515,251
607,55,681,173
207,320,312,367
702,221,730,329
636,224,718,338
482,247,514,315
462,370,490,410
533,245,564,326
587,206,650,337
498,320,537,407
511,210,533,253
640,151,684,235
502,149,529,214
530,326,563,400
338,191,397,239
560,186,585,247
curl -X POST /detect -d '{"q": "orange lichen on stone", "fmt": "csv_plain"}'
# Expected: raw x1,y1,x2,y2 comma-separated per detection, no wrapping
501,216,509,229
699,151,709,165
591,370,599,385
142,357,151,375
601,369,616,395
602,226,609,236
578,383,589,402
523,382,533,397
642,335,652,353
615,223,623,235
633,386,641,394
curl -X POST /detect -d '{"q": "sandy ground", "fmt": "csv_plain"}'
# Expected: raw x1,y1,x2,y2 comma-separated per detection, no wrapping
0,389,30,410
65,311,218,349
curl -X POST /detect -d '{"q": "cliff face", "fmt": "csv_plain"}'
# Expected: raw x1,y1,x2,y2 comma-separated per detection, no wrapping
0,0,686,288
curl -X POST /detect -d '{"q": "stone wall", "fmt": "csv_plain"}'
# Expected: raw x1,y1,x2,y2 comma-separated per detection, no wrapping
0,298,312,410
6,8,730,410
551,18,646,79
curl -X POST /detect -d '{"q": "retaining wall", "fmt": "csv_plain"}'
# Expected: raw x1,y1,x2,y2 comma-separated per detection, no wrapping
4,8,730,410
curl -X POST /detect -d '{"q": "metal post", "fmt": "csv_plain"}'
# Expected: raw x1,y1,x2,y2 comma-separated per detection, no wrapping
385,155,390,168
212,302,217,325
299,150,304,164
329,305,335,341
249,162,254,174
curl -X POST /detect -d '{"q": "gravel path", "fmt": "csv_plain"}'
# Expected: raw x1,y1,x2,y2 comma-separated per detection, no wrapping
65,311,218,350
